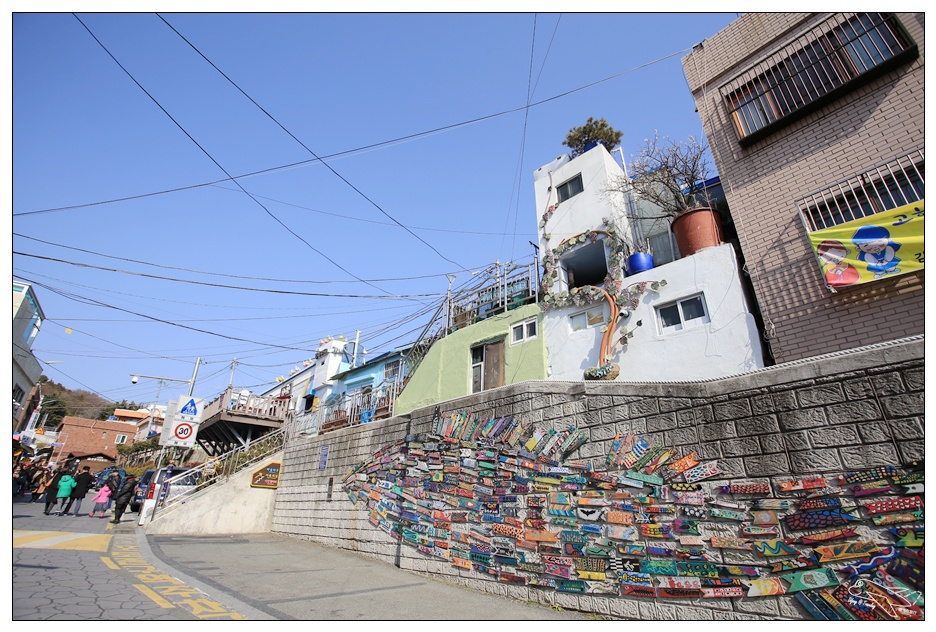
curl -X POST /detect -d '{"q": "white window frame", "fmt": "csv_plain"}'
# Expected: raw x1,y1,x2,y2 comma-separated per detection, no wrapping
570,306,606,332
655,293,710,334
115,434,128,445
556,173,584,203
510,318,538,345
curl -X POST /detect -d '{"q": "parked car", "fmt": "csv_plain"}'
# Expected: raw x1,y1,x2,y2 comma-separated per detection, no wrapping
94,467,127,490
130,469,156,513
136,466,199,524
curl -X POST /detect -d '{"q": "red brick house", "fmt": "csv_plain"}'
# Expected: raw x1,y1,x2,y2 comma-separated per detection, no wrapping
50,416,137,471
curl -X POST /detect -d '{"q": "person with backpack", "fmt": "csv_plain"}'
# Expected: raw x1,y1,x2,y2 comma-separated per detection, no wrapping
110,474,138,524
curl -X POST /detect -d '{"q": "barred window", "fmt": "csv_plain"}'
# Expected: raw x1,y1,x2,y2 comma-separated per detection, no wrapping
797,149,924,232
722,13,915,144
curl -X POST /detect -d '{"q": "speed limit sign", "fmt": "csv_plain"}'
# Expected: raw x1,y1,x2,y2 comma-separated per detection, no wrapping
174,422,194,441
160,399,202,448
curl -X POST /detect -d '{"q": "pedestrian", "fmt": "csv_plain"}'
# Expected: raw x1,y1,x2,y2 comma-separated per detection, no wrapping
31,467,52,503
110,474,138,524
64,466,95,516
13,466,28,498
43,468,66,515
53,471,77,515
88,484,112,518
104,470,122,513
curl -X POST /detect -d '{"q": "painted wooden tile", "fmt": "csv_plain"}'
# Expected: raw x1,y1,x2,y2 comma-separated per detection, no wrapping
751,498,794,510
783,508,859,530
710,508,746,522
718,483,770,495
750,509,780,525
751,539,800,558
684,461,722,484
787,527,857,545
710,536,751,550
861,495,923,515
606,524,639,541
743,577,787,597
891,471,924,486
838,465,898,485
702,586,746,598
669,482,702,492
851,480,893,497
871,509,923,526
798,497,843,511
888,525,924,548
676,562,719,578
769,554,819,573
794,590,834,620
662,452,699,480
741,525,780,537
782,567,839,592
639,559,679,575
816,588,858,621
777,477,828,492
814,540,879,562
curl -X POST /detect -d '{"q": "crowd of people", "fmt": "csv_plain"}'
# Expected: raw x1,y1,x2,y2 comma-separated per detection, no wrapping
13,456,138,524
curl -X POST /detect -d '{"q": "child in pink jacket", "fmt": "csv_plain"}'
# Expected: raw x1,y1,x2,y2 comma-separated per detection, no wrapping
89,485,111,518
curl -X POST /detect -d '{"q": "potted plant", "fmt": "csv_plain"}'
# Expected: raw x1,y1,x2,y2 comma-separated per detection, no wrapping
563,117,624,157
617,132,722,258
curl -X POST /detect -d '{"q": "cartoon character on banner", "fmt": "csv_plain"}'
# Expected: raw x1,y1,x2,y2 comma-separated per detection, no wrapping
815,239,860,287
852,225,901,279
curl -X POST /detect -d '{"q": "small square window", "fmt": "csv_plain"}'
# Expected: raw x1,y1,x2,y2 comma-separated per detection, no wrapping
511,318,538,344
656,294,710,333
116,434,127,445
571,307,605,332
557,174,584,203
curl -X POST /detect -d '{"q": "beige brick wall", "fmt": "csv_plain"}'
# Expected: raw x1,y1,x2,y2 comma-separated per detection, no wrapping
682,13,924,363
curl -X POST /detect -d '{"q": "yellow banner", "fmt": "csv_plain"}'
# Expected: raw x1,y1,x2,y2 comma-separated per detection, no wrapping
809,200,924,290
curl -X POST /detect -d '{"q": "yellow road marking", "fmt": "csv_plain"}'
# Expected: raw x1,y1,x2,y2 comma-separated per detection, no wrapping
134,583,176,609
101,556,120,570
13,530,111,552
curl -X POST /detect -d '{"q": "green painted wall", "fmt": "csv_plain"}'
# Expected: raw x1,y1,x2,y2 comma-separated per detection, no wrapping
395,303,546,415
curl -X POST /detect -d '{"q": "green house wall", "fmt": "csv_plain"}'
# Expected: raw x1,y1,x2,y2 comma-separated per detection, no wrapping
394,303,546,415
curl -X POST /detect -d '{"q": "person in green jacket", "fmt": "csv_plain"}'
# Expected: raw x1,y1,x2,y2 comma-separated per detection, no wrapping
53,473,77,516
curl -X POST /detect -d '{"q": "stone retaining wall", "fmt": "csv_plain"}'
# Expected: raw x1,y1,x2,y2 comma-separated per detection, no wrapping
271,336,923,620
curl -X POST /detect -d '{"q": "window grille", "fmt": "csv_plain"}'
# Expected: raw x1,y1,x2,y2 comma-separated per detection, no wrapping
797,149,924,232
721,13,914,144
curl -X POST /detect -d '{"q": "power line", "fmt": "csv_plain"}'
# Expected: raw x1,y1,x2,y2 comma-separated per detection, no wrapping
14,232,479,284
14,39,691,219
14,252,443,300
71,13,392,298
156,13,465,271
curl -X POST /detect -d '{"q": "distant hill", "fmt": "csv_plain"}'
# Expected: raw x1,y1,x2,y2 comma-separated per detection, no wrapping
37,376,141,427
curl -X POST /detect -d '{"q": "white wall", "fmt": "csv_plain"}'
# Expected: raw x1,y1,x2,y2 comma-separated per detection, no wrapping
143,452,282,535
545,244,763,381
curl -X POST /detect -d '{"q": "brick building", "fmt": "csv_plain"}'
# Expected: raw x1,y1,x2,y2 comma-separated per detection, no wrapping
682,13,924,363
51,416,137,471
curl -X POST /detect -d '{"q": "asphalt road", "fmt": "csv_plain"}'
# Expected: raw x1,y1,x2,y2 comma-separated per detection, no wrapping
12,495,589,621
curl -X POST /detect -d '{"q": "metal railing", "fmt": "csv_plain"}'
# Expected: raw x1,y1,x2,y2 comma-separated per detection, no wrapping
150,426,287,519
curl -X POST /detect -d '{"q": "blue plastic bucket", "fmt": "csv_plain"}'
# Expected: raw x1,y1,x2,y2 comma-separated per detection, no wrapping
626,252,654,275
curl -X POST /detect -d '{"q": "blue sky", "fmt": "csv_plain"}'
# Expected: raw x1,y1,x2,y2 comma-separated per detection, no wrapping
12,11,739,410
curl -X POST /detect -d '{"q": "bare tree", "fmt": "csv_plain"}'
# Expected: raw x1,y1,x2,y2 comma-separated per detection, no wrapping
622,132,713,218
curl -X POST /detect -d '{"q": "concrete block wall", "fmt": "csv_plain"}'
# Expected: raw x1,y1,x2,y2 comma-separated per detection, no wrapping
271,336,923,619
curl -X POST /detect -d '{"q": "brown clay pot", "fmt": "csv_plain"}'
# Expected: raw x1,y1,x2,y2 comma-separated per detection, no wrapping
671,207,723,257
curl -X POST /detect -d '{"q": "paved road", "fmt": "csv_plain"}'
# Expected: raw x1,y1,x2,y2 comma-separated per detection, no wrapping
13,496,588,621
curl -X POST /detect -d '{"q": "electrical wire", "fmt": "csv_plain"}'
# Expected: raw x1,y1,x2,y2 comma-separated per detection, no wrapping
14,252,443,300
14,232,481,283
71,13,392,298
156,13,465,271
15,42,693,219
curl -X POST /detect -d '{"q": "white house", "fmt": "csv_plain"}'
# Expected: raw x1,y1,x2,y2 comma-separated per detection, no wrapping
533,143,764,382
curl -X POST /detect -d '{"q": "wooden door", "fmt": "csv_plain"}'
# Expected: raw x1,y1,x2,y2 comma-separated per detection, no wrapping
483,340,504,390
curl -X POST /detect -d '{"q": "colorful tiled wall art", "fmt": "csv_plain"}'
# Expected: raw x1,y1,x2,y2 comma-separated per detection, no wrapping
342,412,924,620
